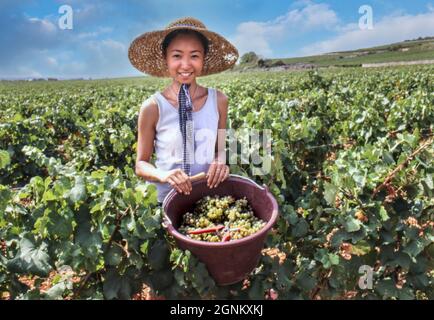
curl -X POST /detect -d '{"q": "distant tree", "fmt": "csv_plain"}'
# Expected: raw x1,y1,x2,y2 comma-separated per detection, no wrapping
272,60,286,67
257,59,266,68
240,51,259,64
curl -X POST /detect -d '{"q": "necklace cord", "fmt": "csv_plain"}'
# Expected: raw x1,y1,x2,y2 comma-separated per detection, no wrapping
170,83,198,111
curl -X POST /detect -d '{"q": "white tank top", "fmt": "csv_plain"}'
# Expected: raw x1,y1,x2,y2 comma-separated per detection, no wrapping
143,87,220,202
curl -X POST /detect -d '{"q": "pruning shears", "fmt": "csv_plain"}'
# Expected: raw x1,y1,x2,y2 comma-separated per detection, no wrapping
188,225,240,241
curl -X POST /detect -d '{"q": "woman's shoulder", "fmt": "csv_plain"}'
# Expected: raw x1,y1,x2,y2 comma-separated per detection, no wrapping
139,95,159,125
205,87,227,104
141,94,159,109
211,89,228,114
215,89,228,103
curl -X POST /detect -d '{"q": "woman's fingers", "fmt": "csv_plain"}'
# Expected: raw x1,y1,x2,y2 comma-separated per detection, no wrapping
214,164,225,188
222,165,229,181
179,171,192,192
167,177,183,194
179,171,191,194
208,166,219,188
210,165,228,188
175,171,190,194
217,165,229,187
168,166,230,193
170,174,189,194
206,163,217,187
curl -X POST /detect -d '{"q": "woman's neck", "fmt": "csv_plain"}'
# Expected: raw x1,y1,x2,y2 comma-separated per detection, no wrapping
170,80,199,95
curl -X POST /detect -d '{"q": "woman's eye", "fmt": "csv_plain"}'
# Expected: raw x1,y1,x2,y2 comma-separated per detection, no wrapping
173,55,181,58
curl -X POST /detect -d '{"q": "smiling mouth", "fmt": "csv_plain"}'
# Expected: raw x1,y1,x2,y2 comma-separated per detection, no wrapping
178,72,193,77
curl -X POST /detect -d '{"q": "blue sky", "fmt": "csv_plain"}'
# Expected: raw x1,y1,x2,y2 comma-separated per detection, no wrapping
1,0,433,79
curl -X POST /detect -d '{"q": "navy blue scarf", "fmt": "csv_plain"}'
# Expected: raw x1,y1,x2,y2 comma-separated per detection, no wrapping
178,84,194,175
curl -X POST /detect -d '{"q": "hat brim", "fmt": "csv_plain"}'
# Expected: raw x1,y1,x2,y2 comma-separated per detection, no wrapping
128,26,239,77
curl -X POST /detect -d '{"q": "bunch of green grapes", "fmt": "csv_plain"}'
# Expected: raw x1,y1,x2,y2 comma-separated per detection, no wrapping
178,195,266,242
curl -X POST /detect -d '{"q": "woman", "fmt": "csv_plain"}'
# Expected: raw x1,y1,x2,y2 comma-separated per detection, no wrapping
129,17,239,204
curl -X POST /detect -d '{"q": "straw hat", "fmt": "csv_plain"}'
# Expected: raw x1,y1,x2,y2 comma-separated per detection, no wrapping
128,17,239,77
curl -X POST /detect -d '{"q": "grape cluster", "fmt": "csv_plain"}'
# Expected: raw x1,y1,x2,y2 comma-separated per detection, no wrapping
178,195,266,242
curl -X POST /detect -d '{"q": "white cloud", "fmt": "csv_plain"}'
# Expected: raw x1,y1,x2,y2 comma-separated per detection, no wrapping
46,57,58,67
79,39,132,78
84,39,126,57
0,1,142,79
300,11,434,55
278,2,339,31
16,66,42,78
230,22,273,57
77,26,113,39
231,2,339,57
0,15,61,71
27,17,57,34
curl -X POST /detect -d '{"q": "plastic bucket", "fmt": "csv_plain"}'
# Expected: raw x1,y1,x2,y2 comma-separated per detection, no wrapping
162,174,279,286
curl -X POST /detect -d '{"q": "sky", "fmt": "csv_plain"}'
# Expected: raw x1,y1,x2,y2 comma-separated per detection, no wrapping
1,0,433,79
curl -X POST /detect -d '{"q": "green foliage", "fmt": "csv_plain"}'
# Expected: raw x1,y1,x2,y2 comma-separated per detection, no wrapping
0,66,433,300
240,51,259,65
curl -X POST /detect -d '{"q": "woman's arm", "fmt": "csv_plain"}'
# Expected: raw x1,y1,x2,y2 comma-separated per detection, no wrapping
215,90,228,162
206,90,230,188
135,99,192,194
135,99,165,183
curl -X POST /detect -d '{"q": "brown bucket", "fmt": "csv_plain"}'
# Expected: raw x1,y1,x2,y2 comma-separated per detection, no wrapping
162,174,279,286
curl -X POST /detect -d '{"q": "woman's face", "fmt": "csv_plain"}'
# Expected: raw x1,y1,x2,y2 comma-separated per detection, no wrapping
165,34,205,84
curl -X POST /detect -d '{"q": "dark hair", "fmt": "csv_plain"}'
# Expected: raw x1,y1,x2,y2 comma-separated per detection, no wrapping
162,29,209,57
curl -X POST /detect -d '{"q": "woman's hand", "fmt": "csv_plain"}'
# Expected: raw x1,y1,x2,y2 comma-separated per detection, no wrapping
159,169,192,195
206,160,230,188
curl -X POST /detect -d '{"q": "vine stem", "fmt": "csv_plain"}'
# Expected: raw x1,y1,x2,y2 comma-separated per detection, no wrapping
72,206,131,298
106,207,130,250
371,136,433,198
340,188,370,211
310,269,332,299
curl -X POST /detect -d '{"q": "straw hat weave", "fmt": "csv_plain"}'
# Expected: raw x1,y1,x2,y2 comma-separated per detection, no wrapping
128,17,239,77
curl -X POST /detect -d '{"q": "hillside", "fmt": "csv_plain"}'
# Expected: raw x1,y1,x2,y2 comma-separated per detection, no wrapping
236,37,434,71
